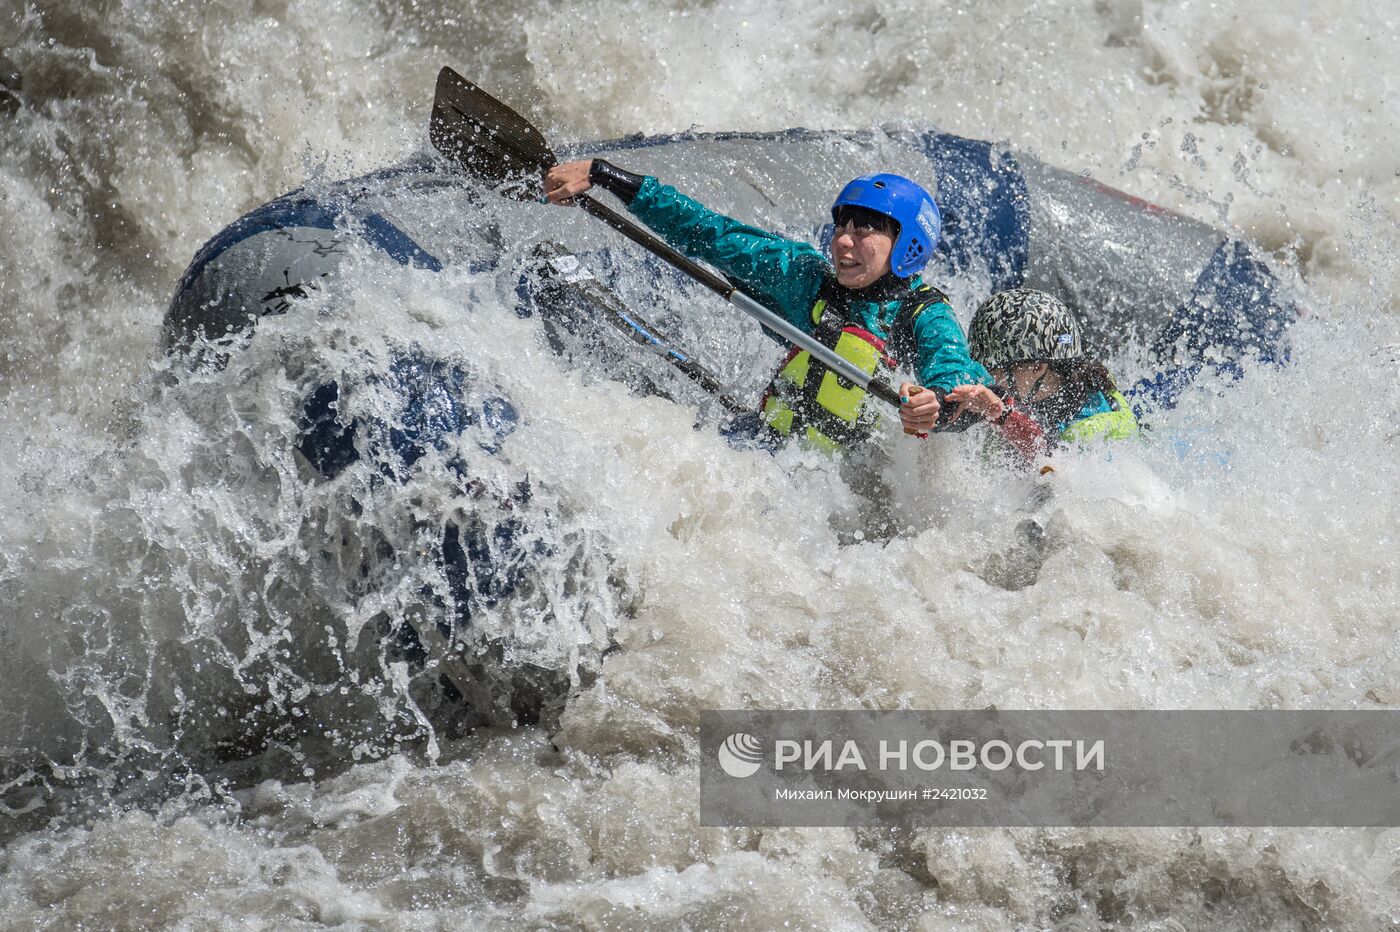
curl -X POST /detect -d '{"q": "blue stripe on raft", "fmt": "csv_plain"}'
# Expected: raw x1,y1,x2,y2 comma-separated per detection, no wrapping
173,196,342,299
173,167,453,305
1131,239,1297,412
1151,239,1295,366
919,132,1031,292
359,213,444,271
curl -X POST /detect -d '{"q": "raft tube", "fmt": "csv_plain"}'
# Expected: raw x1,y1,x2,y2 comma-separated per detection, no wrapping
168,125,1296,393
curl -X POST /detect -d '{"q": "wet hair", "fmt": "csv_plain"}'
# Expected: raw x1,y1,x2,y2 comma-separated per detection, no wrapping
1025,357,1119,427
832,204,899,237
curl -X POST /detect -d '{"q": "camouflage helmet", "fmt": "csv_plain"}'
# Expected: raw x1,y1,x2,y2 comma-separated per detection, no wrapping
968,288,1084,368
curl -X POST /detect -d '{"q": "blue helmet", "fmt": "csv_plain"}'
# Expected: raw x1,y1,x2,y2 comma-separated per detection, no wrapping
831,174,941,279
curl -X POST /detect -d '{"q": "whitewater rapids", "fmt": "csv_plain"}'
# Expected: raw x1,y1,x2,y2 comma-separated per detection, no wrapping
2,1,1400,928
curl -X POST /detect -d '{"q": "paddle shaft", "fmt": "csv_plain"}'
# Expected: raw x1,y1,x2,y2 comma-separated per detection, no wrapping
575,194,905,410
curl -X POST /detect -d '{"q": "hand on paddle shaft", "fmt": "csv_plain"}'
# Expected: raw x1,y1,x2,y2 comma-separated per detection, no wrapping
899,384,940,434
545,159,940,435
943,384,1003,422
545,160,593,205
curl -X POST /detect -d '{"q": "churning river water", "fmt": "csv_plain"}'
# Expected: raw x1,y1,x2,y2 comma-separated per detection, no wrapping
3,1,1400,928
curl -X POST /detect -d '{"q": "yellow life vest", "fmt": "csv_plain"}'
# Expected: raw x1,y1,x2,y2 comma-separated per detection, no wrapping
1058,390,1140,443
982,387,1139,468
759,280,943,453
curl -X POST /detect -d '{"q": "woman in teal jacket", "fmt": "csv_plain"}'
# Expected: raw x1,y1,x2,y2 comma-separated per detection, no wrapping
545,160,993,449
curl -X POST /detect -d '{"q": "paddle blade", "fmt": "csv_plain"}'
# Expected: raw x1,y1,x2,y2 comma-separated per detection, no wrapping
429,67,557,197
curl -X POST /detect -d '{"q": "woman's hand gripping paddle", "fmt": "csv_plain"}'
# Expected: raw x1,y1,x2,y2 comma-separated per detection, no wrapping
427,66,907,413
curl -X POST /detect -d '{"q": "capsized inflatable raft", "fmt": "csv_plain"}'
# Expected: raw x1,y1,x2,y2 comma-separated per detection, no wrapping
165,124,1299,721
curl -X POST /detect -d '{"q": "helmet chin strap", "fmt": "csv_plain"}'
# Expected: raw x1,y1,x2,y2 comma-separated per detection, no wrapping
839,269,905,298
1026,366,1050,403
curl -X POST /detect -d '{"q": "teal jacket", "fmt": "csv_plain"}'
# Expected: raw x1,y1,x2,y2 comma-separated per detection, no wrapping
626,178,993,393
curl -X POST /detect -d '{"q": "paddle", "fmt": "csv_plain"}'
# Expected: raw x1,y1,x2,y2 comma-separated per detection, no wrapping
527,241,747,414
427,66,908,412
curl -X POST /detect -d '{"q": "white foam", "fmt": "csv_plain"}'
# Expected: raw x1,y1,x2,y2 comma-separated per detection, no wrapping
3,1,1399,927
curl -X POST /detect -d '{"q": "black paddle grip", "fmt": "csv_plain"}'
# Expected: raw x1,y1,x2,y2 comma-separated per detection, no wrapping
866,377,904,409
